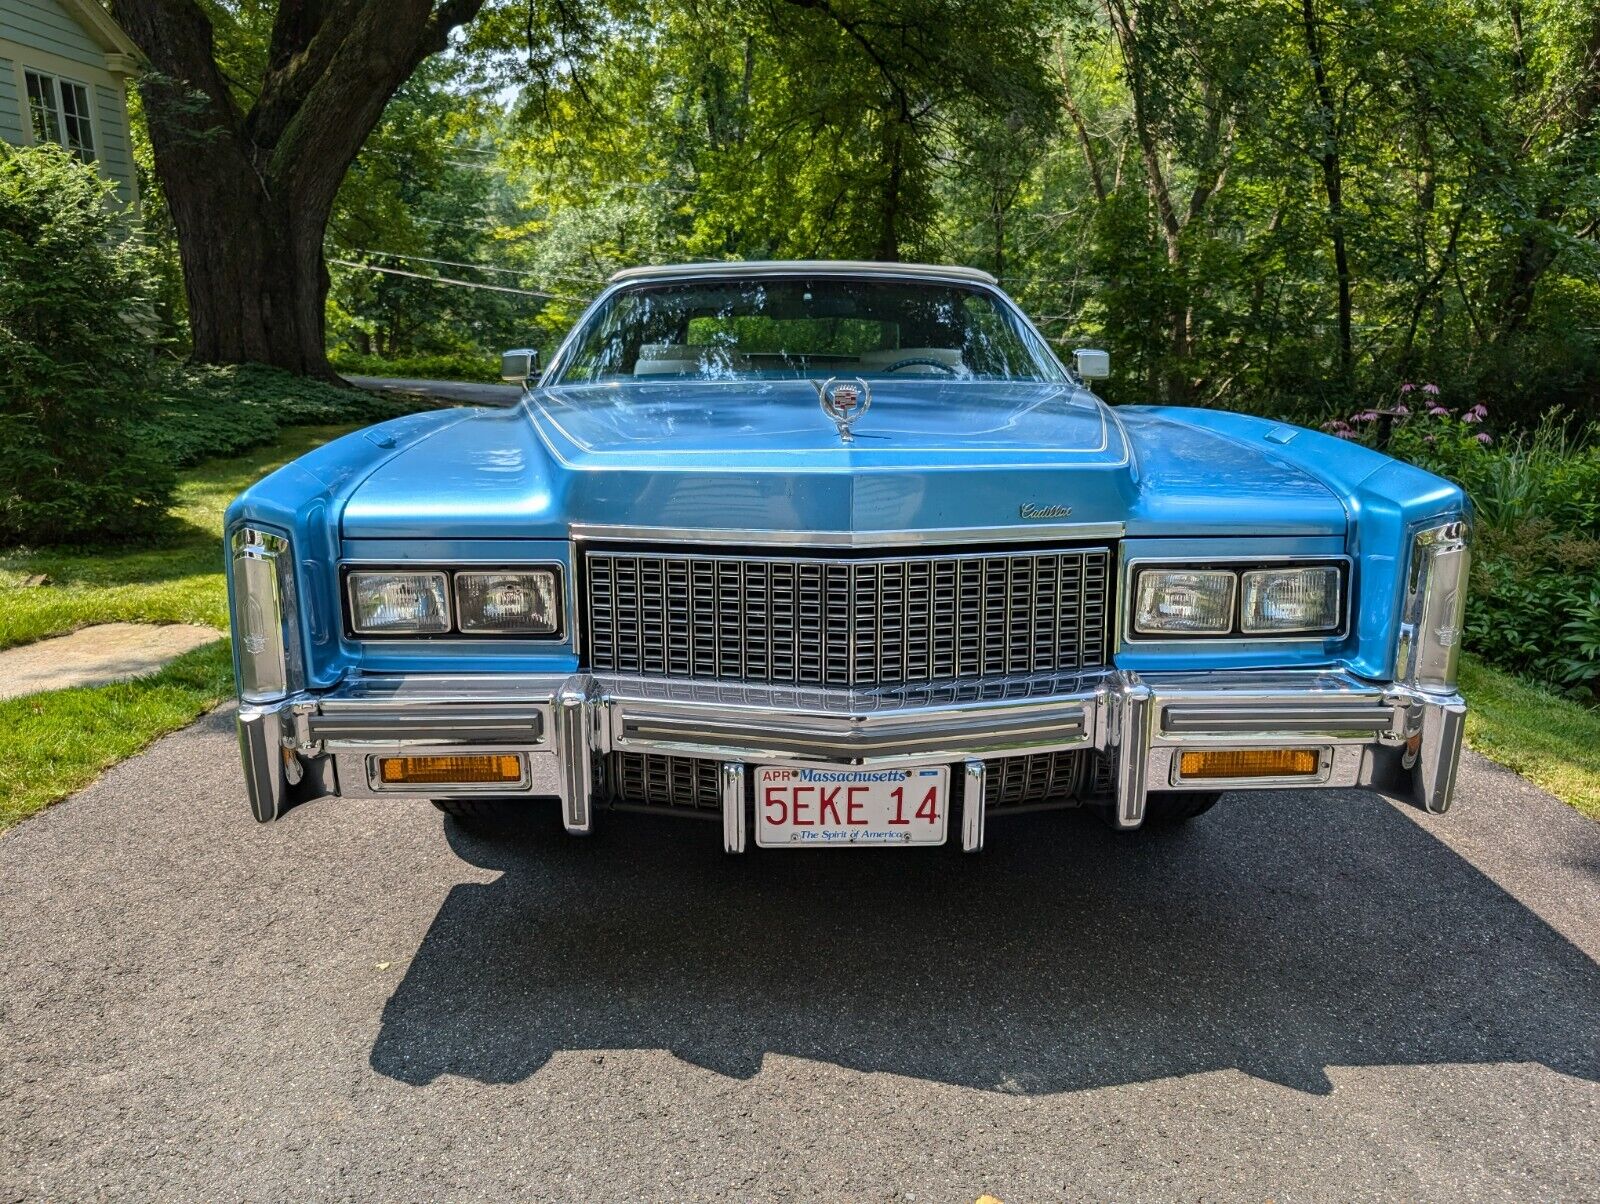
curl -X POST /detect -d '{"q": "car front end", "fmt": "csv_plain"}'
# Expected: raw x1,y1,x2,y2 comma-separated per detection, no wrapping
228,262,1469,850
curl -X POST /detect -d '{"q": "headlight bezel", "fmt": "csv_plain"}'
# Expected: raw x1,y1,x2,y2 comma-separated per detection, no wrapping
1133,568,1237,636
340,563,567,641
1124,557,1351,642
1239,565,1344,635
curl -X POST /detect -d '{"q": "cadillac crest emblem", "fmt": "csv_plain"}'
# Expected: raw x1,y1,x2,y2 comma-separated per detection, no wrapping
817,377,872,443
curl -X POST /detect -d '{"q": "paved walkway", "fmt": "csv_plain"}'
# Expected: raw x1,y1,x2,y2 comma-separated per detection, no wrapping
0,623,221,700
1,711,1595,1200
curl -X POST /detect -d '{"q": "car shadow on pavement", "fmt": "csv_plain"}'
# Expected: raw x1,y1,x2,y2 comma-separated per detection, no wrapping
368,795,1600,1095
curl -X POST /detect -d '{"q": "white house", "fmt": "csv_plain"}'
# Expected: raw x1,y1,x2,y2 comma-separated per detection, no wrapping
0,0,141,208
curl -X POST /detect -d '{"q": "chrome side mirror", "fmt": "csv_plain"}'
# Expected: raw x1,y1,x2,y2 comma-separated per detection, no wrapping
1074,348,1111,381
500,348,540,385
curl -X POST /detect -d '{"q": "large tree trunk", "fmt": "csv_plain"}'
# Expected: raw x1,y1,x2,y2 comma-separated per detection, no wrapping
157,148,330,372
111,0,485,377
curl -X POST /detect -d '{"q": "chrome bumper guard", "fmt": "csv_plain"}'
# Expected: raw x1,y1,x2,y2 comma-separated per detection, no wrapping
238,669,1466,844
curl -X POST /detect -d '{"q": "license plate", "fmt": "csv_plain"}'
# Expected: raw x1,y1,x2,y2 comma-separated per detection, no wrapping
755,765,949,848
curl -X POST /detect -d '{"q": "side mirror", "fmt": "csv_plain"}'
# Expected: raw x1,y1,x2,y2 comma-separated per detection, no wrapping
500,348,540,385
1074,348,1111,381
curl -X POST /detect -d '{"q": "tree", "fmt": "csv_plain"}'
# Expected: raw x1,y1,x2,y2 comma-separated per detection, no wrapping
110,0,487,377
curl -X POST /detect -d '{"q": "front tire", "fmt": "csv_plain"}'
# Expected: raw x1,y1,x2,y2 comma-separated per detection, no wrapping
431,798,533,832
1142,791,1222,824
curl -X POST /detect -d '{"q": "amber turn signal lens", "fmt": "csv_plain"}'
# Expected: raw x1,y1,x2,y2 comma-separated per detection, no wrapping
378,754,523,785
1179,748,1321,779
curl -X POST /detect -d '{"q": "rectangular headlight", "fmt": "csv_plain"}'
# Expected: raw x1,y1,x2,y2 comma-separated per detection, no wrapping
347,571,451,635
1240,566,1341,633
1134,569,1236,634
454,570,561,634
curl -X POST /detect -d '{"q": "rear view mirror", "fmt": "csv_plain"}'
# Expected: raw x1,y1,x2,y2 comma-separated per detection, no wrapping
1074,348,1111,381
500,348,540,385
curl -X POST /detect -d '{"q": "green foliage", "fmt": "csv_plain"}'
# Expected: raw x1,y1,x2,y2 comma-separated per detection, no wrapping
0,422,353,829
331,350,501,383
1330,395,1600,698
451,0,1600,425
129,364,436,473
326,60,538,366
1459,655,1600,819
0,144,174,545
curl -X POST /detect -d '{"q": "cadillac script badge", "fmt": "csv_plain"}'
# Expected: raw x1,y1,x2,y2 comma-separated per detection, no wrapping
817,377,872,443
1019,502,1073,519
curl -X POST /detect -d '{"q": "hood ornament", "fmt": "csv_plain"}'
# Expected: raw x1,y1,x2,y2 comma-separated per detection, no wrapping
816,377,871,443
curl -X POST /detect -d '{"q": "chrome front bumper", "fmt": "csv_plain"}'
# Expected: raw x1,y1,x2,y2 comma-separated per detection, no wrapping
238,668,1466,848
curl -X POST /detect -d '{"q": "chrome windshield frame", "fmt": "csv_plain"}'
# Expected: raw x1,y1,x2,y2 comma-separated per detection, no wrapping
537,264,1069,389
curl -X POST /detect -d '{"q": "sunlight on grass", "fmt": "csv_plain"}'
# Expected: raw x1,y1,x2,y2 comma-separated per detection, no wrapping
0,426,353,832
0,642,235,830
0,426,351,650
1460,655,1600,820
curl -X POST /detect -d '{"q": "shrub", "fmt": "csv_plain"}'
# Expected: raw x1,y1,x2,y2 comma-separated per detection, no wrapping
330,350,503,384
132,363,436,469
0,144,173,544
1325,390,1600,698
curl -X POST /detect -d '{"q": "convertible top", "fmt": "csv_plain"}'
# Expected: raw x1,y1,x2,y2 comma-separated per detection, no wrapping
607,260,1001,287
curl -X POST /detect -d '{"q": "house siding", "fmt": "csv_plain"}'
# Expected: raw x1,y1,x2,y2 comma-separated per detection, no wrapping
0,0,140,211
0,57,23,144
1,0,106,70
92,80,133,204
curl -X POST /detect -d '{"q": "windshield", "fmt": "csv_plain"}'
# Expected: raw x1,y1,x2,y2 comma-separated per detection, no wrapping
551,276,1065,384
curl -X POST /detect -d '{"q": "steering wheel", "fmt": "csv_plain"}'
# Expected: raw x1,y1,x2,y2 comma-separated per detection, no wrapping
883,356,959,375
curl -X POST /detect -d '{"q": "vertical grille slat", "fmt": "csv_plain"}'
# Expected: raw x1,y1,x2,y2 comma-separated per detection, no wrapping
586,546,1112,687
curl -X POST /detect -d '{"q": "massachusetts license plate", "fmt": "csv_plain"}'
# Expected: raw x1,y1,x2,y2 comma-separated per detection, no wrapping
755,765,949,848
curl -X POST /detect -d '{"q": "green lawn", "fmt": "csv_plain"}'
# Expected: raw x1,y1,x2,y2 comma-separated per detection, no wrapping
1459,656,1600,820
0,426,354,831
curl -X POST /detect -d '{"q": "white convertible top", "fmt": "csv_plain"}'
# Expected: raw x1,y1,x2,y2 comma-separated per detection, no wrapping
607,260,1001,287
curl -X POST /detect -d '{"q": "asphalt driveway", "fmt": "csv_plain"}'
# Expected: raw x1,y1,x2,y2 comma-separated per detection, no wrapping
2,708,1596,1201
345,375,524,407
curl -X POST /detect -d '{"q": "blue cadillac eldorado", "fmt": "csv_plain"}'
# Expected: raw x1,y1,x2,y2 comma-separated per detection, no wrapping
226,260,1470,851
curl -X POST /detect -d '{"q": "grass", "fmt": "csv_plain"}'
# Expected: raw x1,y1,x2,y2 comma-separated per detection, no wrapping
0,426,355,832
1459,655,1600,820
0,426,350,650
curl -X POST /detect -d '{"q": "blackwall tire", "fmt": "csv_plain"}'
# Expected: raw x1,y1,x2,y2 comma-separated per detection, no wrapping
1142,791,1223,824
430,798,533,831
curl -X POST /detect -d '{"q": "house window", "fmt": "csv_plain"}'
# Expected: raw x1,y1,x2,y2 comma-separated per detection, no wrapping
24,71,95,163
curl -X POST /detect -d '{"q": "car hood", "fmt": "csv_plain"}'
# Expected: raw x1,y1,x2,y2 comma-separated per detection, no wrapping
337,381,1350,539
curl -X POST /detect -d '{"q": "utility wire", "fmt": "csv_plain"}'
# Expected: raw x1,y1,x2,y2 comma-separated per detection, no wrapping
327,258,585,301
344,247,606,286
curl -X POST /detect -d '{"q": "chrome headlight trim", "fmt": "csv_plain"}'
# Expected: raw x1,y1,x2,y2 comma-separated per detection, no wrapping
1133,568,1237,635
1122,556,1350,643
1397,518,1471,693
346,570,452,636
1239,566,1343,634
229,525,304,703
454,569,562,635
339,563,567,641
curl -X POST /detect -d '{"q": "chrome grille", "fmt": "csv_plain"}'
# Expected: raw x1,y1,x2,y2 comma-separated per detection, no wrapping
603,750,1093,816
586,546,1111,686
985,751,1086,811
602,752,721,813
